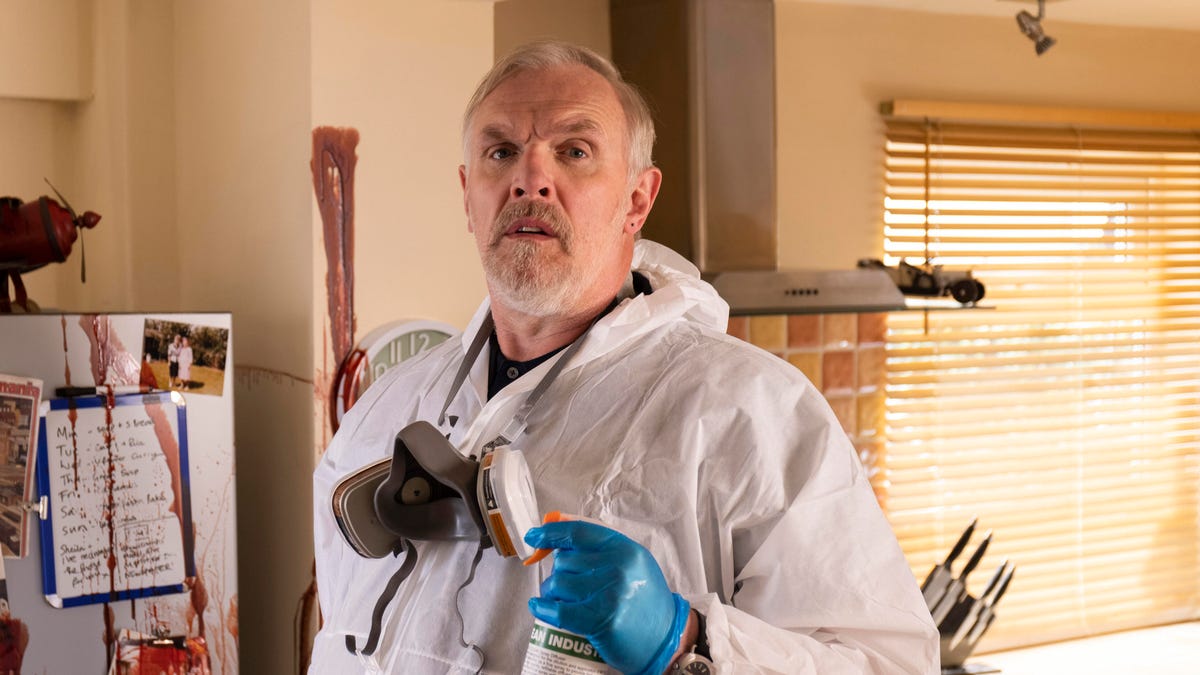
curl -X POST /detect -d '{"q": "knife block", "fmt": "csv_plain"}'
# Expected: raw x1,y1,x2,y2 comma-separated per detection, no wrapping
924,519,1013,674
939,593,999,673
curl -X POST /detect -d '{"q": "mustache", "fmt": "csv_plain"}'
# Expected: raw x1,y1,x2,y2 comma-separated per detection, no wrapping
492,201,573,249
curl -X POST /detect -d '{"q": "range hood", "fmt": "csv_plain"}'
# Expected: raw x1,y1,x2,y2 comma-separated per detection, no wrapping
612,0,902,314
711,268,907,315
611,0,776,273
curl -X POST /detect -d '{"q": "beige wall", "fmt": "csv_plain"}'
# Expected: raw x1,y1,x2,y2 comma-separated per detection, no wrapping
495,0,611,59
0,0,92,101
59,0,139,311
175,0,312,367
776,2,1200,271
125,0,179,309
173,1,314,673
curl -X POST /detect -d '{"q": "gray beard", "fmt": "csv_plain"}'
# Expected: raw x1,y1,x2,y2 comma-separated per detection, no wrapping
481,199,628,318
484,238,583,318
483,202,580,317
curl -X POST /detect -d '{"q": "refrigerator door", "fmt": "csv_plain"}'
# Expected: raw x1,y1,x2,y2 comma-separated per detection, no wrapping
0,313,238,674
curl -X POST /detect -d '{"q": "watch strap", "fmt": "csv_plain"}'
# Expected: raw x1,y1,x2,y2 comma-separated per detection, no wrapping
693,610,711,660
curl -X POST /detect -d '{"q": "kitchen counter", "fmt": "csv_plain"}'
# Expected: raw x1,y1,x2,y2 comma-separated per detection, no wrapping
965,622,1199,675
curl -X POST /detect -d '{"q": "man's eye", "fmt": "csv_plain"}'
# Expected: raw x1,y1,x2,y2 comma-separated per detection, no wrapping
565,147,588,159
489,147,514,160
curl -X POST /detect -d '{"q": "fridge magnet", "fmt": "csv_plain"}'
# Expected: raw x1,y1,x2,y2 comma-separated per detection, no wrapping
141,320,229,396
0,373,43,558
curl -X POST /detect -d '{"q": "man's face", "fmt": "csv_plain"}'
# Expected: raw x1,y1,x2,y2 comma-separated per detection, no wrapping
459,64,660,319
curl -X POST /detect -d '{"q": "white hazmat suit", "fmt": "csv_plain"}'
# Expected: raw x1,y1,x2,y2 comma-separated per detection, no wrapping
311,240,938,674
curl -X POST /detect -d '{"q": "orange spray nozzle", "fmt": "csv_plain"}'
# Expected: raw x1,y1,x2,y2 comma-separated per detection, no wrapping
522,510,566,566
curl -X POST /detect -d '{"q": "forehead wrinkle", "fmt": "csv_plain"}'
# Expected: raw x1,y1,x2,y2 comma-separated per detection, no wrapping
476,114,607,144
477,123,512,144
554,115,603,136
537,113,614,150
475,100,614,139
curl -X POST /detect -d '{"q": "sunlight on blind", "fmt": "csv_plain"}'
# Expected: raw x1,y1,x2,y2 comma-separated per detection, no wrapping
880,116,1200,652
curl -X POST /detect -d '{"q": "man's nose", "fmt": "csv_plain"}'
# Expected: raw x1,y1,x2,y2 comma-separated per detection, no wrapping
512,150,553,199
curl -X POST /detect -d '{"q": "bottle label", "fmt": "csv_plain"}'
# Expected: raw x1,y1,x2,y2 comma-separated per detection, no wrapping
522,620,611,674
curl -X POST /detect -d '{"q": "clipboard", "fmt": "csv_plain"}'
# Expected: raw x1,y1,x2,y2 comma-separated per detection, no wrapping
35,391,196,608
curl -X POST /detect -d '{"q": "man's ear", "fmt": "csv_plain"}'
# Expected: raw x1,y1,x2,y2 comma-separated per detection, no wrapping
459,164,473,233
625,167,663,235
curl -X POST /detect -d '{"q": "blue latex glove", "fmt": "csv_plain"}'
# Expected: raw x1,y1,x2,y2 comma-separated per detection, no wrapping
524,521,690,675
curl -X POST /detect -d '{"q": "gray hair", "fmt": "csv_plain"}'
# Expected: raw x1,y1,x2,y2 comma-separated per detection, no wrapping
462,40,656,180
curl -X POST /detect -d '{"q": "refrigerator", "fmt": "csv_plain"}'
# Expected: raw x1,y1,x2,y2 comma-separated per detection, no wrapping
0,312,238,674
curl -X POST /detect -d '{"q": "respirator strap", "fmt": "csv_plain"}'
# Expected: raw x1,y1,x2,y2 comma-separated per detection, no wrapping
484,321,593,451
454,540,488,674
440,278,639,447
435,309,590,453
438,313,495,428
345,539,418,657
440,275,644,440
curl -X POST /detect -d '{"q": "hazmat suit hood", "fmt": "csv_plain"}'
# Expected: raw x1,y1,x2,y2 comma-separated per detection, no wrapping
460,237,724,353
458,239,729,371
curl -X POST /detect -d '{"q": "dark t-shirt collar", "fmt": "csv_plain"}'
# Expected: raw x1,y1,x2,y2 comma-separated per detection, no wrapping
486,271,653,399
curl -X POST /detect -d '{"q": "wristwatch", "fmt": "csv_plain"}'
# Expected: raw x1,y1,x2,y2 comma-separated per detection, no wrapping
671,611,715,674
673,652,715,674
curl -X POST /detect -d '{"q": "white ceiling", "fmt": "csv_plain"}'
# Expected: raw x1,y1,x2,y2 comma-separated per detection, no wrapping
802,0,1200,32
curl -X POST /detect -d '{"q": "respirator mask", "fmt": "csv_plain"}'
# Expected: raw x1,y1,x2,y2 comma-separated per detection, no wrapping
331,419,541,561
329,281,639,569
329,418,542,662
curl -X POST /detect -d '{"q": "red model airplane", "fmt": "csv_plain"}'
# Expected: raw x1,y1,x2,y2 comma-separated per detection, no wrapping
0,181,100,312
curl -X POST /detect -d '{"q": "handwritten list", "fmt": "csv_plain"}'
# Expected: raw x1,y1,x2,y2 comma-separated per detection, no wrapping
41,395,190,606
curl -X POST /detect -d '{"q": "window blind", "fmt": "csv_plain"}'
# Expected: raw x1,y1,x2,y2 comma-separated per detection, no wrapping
880,106,1200,651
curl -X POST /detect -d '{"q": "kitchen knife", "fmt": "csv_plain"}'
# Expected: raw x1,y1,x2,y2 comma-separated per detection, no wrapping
921,518,977,609
930,530,991,626
960,563,1016,650
948,560,1010,648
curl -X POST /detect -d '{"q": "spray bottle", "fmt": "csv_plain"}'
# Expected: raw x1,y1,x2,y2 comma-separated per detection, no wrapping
520,512,617,675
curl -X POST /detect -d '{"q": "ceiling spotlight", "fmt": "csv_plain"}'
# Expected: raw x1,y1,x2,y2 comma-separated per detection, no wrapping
1016,0,1056,55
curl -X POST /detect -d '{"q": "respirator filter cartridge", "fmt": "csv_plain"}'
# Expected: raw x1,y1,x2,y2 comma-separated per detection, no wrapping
477,445,540,560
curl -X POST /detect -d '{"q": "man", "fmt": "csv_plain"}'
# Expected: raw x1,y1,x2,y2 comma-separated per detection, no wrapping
167,335,181,388
312,41,937,674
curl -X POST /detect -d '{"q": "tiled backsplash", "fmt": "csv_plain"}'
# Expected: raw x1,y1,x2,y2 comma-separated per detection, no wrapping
728,312,888,499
